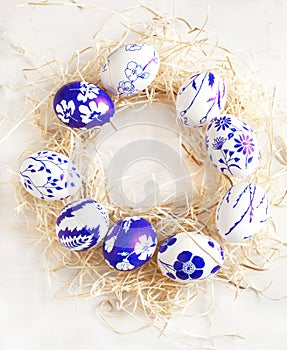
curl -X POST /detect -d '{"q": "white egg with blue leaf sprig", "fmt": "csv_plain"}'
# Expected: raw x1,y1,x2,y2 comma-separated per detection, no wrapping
216,182,269,243
19,150,81,200
176,71,227,128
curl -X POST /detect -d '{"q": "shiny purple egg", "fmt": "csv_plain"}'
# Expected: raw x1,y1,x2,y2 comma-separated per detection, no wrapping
103,216,157,271
53,81,115,130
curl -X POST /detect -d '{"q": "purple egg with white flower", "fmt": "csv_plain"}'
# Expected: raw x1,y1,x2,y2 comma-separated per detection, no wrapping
56,199,109,251
157,231,224,283
176,72,227,128
19,150,81,200
103,216,157,271
205,114,260,179
53,81,115,129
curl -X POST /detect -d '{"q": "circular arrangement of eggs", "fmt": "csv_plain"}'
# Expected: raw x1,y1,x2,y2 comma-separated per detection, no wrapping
19,42,269,283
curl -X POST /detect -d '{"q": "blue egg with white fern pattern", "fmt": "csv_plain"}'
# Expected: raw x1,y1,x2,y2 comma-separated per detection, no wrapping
157,231,224,283
216,182,269,243
53,81,115,129
205,114,260,179
101,43,160,97
176,72,227,128
56,199,109,251
19,150,81,200
103,216,157,271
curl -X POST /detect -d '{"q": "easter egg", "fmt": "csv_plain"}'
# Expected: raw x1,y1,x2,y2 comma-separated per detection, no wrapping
176,72,227,128
103,216,157,271
56,199,109,251
157,231,224,283
216,182,269,243
53,81,115,129
100,43,160,97
19,150,81,200
205,114,260,179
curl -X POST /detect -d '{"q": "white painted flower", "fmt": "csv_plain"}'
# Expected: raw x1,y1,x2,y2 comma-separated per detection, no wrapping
79,101,109,124
134,234,155,260
116,259,134,271
122,216,141,233
77,82,100,103
104,236,116,253
55,100,75,123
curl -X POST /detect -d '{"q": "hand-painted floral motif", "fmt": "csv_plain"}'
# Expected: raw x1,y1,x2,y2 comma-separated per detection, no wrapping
19,150,81,201
157,232,224,283
56,199,109,251
100,43,160,97
103,217,157,271
176,71,227,128
205,114,260,179
53,81,114,129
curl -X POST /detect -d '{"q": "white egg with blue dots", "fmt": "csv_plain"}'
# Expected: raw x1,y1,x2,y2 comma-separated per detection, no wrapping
157,231,224,283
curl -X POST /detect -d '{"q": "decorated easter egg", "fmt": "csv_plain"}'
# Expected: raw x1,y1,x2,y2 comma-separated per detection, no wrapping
19,150,81,200
176,72,227,128
53,81,115,129
101,43,160,97
103,216,157,271
157,231,224,283
205,114,260,179
56,199,109,251
216,182,269,243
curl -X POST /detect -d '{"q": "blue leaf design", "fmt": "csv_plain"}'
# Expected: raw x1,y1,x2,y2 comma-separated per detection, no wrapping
192,79,197,90
248,157,253,163
140,72,150,79
30,169,36,173
39,166,44,171
234,157,240,162
218,158,225,164
46,169,52,174
229,151,234,157
228,133,234,139
223,149,228,154
47,189,53,193
56,186,63,190
208,72,215,86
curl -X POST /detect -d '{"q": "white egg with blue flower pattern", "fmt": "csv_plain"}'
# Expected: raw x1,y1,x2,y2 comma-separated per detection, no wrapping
101,43,160,97
216,182,269,243
157,231,224,283
103,216,157,271
56,199,109,251
176,72,227,128
205,114,260,179
19,150,81,200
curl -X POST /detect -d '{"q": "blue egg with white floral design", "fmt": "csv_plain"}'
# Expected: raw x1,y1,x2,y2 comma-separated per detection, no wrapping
103,216,157,271
53,81,115,129
176,72,227,128
19,150,81,200
101,43,160,97
158,231,224,283
205,114,260,179
56,199,109,251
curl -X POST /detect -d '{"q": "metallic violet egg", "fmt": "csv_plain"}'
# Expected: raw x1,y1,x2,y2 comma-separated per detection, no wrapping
53,81,115,129
103,216,157,271
56,199,109,251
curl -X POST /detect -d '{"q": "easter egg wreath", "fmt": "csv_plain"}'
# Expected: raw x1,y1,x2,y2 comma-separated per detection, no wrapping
17,8,280,323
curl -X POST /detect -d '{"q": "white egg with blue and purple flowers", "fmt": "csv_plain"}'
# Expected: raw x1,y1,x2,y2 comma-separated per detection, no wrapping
101,43,160,97
53,81,115,130
216,182,269,243
56,199,109,251
205,114,260,179
19,150,81,200
157,231,224,283
103,216,157,271
176,72,227,128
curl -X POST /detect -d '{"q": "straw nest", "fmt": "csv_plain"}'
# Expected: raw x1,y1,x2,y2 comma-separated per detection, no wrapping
14,4,287,328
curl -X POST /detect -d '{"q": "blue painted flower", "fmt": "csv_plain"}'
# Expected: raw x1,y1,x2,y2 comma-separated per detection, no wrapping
158,236,177,253
117,80,136,95
212,136,226,150
214,115,232,131
125,61,144,81
173,251,205,280
234,134,255,155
